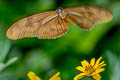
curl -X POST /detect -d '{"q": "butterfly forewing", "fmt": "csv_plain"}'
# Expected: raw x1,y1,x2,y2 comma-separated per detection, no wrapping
65,6,112,30
7,11,56,40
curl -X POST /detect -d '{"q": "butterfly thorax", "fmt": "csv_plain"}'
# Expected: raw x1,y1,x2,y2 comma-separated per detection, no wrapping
56,8,66,19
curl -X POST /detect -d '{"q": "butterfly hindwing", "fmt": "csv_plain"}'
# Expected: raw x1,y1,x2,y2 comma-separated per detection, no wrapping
37,16,69,39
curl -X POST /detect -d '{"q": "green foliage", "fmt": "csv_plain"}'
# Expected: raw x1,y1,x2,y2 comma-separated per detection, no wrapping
104,51,120,80
0,0,120,80
0,24,18,72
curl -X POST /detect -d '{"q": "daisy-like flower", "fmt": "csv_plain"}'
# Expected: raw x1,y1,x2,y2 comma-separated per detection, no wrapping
74,57,106,80
27,71,61,80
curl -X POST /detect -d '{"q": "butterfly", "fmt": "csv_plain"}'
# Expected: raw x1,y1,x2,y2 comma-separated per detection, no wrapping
7,6,112,40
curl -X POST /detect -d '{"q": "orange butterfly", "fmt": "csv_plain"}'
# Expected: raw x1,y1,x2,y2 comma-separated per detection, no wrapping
7,6,112,40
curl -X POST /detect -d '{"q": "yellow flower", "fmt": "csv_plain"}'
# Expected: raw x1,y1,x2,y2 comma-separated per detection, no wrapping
27,71,61,80
49,72,61,80
74,57,106,80
28,72,41,80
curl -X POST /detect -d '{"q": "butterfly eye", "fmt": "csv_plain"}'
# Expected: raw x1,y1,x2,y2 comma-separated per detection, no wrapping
56,8,62,13
58,9,62,13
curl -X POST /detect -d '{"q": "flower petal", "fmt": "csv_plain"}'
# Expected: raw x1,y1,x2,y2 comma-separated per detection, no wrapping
92,74,101,80
81,60,89,68
49,72,61,80
73,73,86,80
99,64,106,68
76,66,85,72
56,77,61,80
94,57,102,68
90,58,95,66
27,71,41,80
95,68,105,74
92,68,105,75
99,61,104,66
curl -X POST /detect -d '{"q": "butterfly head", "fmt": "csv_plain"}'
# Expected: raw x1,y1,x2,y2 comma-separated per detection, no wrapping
56,8,66,19
56,8,63,13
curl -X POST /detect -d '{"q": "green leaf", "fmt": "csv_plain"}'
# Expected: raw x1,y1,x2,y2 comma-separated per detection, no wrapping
24,49,52,73
0,24,18,72
0,71,18,80
0,57,18,72
0,24,11,62
0,40,11,62
105,51,120,80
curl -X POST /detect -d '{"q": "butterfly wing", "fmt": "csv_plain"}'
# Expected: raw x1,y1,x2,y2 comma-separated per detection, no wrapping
37,16,69,39
65,6,112,30
7,11,56,40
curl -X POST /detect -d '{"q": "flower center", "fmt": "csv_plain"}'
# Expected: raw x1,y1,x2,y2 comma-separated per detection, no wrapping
85,65,95,76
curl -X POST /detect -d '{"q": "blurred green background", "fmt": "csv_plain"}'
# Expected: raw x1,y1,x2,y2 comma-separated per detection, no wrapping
0,0,120,80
